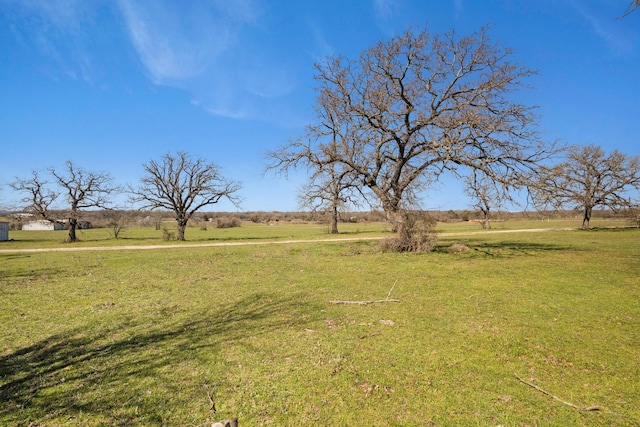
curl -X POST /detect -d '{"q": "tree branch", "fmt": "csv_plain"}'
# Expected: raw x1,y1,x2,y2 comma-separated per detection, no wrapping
330,281,400,305
514,374,600,412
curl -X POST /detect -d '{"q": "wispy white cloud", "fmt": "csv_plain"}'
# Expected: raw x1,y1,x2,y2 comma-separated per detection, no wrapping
4,0,86,32
372,0,400,21
117,0,234,83
116,0,305,121
1,0,98,81
212,0,261,24
371,0,407,37
1,0,309,122
244,61,298,99
306,19,334,61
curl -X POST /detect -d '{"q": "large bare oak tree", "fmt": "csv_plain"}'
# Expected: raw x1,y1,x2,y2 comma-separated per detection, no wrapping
130,151,241,241
531,144,640,230
11,161,117,242
268,27,553,239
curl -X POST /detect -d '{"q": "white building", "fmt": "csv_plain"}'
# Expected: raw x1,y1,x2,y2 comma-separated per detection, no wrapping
22,220,66,231
0,222,8,241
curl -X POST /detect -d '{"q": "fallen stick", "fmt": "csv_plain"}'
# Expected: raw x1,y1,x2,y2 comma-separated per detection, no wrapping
359,332,381,339
205,385,216,412
386,280,397,299
330,280,400,305
514,374,599,411
329,299,400,305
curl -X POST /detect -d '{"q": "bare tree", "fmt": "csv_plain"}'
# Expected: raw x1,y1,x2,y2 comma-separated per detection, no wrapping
11,162,117,242
104,208,132,239
465,174,495,230
268,27,553,245
268,110,365,234
297,162,364,234
464,170,521,229
130,151,241,241
10,170,59,219
628,205,640,228
51,162,117,242
531,144,640,230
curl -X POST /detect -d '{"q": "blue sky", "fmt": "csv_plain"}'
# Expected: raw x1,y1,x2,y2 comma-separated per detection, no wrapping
1,0,638,212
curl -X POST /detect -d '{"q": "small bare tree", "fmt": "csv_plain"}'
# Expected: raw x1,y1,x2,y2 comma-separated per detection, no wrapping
268,111,365,234
464,171,518,229
531,144,640,230
130,151,241,241
297,161,364,234
465,174,496,229
11,162,117,242
628,205,640,228
104,209,132,239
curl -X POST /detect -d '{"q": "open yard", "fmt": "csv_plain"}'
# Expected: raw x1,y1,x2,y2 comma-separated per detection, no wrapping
1,220,638,425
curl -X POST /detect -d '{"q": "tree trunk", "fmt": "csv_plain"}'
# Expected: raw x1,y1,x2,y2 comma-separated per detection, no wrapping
330,204,339,234
377,189,404,234
386,208,407,235
67,218,78,242
177,219,187,241
481,208,491,230
581,206,592,230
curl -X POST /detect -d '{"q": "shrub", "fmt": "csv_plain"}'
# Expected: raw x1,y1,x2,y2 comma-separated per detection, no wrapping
215,217,242,229
380,211,437,253
162,228,175,241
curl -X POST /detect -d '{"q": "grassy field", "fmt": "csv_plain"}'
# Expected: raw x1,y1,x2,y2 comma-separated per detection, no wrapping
0,216,630,249
0,220,388,250
1,220,638,426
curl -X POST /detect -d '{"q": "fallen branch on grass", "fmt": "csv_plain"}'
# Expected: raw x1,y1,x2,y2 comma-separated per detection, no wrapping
514,374,600,411
359,332,381,339
330,280,400,305
204,385,216,412
329,298,400,305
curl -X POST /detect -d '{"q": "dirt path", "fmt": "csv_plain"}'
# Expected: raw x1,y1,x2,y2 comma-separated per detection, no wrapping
0,228,576,254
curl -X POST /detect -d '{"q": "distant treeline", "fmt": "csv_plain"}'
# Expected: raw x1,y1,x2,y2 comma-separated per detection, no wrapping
1,208,632,231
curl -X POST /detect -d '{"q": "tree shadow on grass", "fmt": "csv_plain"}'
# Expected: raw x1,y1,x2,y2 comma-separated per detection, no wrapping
587,226,637,232
435,240,574,257
0,255,62,281
0,293,313,425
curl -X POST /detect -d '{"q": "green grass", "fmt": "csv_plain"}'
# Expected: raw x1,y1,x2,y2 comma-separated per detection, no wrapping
1,223,639,426
436,216,632,233
1,216,628,250
0,221,391,250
